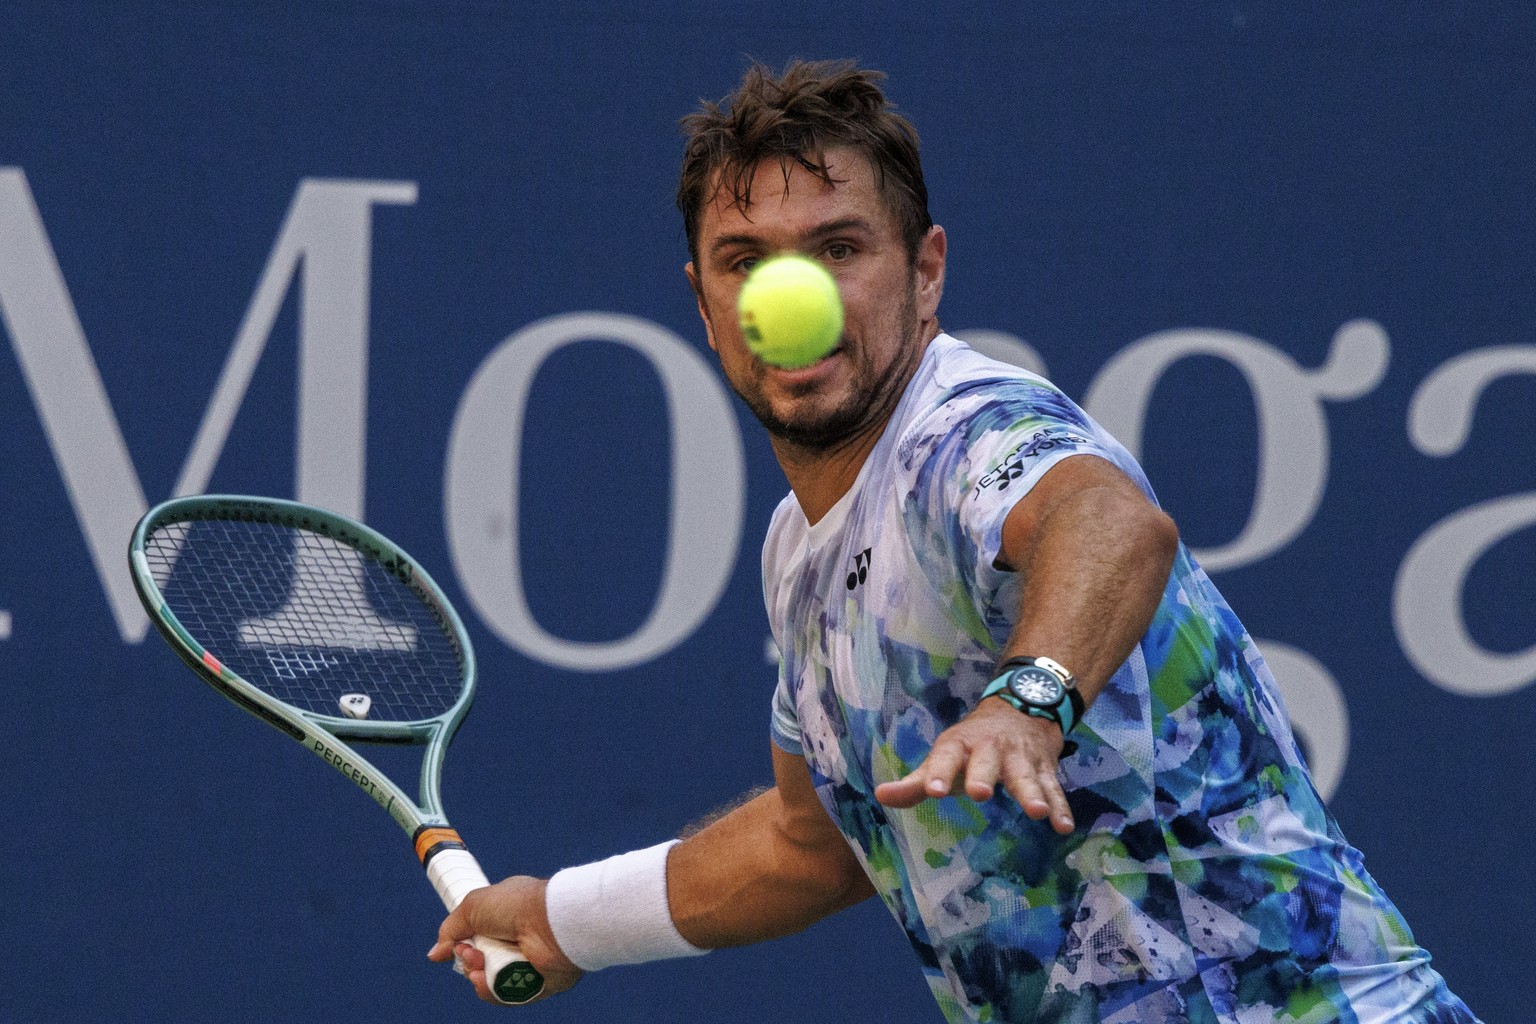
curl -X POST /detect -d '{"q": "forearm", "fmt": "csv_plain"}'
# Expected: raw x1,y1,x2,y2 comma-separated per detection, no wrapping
667,783,874,948
999,456,1178,705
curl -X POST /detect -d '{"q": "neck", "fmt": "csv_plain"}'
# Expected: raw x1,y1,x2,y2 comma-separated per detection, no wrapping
772,426,884,525
774,324,941,524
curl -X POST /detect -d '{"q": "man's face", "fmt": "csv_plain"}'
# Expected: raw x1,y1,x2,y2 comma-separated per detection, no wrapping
686,147,945,453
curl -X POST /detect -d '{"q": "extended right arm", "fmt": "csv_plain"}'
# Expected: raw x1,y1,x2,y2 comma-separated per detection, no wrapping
667,743,875,947
431,744,873,1003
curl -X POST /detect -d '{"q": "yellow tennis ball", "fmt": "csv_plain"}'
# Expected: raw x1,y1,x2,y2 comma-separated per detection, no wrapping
737,254,844,368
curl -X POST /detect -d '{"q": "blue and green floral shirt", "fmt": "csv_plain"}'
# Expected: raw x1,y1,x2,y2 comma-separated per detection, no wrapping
764,334,1478,1024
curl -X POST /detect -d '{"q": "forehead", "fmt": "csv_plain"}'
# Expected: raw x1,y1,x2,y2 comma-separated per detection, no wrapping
696,147,897,248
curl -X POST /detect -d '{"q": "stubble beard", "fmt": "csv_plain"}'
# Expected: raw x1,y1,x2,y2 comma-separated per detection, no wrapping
731,286,923,454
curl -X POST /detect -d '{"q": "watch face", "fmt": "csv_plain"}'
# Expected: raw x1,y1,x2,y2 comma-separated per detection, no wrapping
1008,667,1063,706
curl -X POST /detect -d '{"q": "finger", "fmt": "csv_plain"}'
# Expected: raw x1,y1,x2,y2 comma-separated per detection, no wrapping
876,741,972,807
1002,760,1053,820
449,943,498,1005
874,777,928,808
962,743,1003,802
464,965,496,1004
1003,758,1075,833
428,929,466,963
430,891,486,964
455,941,486,973
1041,774,1076,834
912,739,970,800
435,897,476,950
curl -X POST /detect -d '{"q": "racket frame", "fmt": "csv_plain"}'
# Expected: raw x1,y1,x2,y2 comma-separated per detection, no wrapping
128,494,543,1004
130,494,469,835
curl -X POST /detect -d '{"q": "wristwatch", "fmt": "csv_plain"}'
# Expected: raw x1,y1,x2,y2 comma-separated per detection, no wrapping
981,656,1085,737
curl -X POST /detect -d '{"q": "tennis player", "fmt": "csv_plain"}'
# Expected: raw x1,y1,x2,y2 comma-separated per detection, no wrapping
432,60,1482,1023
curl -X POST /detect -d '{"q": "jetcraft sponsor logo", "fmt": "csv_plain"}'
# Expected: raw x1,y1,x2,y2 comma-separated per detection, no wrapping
975,429,1090,496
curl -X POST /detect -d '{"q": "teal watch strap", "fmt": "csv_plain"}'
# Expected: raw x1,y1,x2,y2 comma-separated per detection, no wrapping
980,673,1019,702
982,656,1085,737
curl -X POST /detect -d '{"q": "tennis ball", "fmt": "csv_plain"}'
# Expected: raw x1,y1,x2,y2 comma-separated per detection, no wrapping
737,254,844,368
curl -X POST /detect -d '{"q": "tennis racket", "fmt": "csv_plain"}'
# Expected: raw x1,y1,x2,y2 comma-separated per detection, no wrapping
128,494,544,1005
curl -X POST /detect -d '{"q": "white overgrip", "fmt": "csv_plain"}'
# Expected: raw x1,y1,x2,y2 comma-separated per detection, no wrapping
426,844,491,907
426,846,544,1005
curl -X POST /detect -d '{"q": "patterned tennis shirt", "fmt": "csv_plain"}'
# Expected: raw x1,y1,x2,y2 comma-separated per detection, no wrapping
764,334,1479,1023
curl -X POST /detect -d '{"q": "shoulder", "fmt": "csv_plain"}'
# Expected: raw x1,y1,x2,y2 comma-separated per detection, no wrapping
761,492,807,577
894,335,1092,470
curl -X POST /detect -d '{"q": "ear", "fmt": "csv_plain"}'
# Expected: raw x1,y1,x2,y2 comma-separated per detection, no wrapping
685,261,719,353
914,225,947,321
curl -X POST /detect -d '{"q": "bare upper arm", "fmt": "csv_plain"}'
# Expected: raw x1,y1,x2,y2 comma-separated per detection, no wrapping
771,744,848,849
771,745,875,900
997,454,1176,576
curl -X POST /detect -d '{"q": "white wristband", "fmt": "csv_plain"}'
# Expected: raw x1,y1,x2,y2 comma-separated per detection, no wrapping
544,839,709,971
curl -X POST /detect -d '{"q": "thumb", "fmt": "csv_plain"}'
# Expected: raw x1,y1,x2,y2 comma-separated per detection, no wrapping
874,776,930,808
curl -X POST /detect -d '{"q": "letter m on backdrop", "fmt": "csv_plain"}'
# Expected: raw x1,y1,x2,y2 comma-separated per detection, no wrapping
0,168,416,640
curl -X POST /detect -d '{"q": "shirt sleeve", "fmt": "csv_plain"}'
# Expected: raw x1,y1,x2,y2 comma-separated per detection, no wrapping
905,379,1125,601
769,668,804,756
761,498,805,756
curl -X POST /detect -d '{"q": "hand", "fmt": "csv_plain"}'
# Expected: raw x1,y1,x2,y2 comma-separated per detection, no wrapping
873,698,1076,834
428,875,584,1005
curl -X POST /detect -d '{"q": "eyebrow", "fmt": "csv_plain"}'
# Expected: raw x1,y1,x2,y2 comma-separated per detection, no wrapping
708,217,877,257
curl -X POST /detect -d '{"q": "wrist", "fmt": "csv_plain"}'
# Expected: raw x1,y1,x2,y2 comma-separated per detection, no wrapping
982,655,1085,736
543,840,711,972
525,878,582,976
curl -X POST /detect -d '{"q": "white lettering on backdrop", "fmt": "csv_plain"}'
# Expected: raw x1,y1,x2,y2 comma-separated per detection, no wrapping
444,312,745,671
3,171,1530,800
959,322,1392,798
1397,346,1536,696
1081,321,1391,798
0,169,415,639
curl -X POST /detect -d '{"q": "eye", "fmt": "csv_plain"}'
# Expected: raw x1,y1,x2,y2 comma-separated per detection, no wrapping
824,242,854,262
731,255,762,275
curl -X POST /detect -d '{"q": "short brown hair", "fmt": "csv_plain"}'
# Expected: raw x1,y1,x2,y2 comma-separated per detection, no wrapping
677,59,932,265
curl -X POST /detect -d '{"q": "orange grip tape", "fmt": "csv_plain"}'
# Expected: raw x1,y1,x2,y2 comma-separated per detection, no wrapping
414,827,464,864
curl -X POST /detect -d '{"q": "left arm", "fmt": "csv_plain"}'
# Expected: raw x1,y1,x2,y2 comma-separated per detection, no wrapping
873,454,1178,832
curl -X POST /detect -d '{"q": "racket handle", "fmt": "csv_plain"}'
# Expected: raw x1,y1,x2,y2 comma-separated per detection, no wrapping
421,836,547,1005
477,934,545,1006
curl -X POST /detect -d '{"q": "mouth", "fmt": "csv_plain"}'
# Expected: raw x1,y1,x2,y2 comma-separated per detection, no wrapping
764,342,845,382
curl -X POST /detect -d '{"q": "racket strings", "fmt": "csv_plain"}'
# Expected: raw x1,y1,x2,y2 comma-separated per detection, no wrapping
143,518,466,722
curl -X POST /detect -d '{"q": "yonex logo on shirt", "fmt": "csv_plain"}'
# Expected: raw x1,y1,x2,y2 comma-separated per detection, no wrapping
847,549,871,590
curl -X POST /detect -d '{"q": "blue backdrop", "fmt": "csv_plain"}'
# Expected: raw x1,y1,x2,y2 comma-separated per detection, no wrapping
2,3,1530,1022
